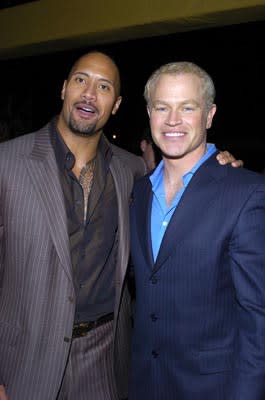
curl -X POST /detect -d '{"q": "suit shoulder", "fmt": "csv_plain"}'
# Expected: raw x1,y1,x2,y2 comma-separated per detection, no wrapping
0,131,36,155
0,123,51,162
222,163,265,185
204,155,265,186
111,143,146,178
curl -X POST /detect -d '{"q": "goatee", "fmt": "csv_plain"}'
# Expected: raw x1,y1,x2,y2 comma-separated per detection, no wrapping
69,117,97,137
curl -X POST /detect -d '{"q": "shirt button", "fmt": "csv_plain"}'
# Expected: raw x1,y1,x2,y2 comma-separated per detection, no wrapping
162,221,167,227
152,350,158,358
150,313,158,322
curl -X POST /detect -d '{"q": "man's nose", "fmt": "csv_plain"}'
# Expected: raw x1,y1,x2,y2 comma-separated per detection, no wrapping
82,82,97,100
165,109,182,125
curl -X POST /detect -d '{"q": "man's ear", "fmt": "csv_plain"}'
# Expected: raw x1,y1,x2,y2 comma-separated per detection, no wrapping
206,104,217,129
140,139,147,153
112,96,122,115
61,80,67,101
147,105,151,118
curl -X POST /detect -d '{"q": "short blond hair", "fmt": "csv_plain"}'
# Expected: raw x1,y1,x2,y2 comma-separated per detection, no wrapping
144,61,215,111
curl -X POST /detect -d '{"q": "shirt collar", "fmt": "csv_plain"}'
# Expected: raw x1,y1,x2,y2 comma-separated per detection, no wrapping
50,118,113,173
150,143,217,190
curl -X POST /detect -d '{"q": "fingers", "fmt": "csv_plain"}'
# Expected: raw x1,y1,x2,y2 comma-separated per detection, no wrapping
231,159,244,168
216,150,234,165
216,151,243,168
0,385,8,400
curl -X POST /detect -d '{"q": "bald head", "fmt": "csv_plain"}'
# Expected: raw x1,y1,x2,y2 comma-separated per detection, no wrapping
58,50,122,139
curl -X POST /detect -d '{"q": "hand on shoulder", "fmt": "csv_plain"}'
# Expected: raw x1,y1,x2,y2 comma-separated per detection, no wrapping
216,150,243,168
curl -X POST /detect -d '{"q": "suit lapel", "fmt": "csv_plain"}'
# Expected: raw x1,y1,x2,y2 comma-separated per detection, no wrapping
154,156,227,273
109,152,135,322
23,126,73,282
134,178,154,269
110,154,133,278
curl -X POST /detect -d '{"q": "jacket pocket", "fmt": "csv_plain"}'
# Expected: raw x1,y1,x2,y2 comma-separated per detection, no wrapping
197,347,234,374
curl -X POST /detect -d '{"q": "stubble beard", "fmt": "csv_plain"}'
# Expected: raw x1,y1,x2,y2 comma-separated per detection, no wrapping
68,114,98,137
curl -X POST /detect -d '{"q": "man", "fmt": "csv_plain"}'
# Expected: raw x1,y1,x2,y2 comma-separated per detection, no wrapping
129,61,265,399
0,51,146,400
0,51,241,400
140,128,157,172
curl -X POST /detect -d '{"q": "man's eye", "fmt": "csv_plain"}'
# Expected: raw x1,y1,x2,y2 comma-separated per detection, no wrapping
99,84,110,91
75,77,85,84
183,106,194,112
155,106,167,112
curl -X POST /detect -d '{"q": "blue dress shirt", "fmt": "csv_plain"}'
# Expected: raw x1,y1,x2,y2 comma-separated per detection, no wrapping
150,143,217,261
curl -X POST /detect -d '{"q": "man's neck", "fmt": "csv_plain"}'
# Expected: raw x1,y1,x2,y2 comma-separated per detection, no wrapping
163,145,207,206
56,124,102,178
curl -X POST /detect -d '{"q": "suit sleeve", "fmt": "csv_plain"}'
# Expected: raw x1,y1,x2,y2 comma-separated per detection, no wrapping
230,184,265,399
0,197,5,385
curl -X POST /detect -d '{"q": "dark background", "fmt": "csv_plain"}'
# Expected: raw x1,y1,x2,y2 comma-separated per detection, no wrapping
0,20,264,171
0,0,39,10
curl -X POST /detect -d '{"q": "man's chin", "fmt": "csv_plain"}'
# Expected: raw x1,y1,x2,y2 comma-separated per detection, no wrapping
73,130,98,138
70,122,98,137
161,151,184,160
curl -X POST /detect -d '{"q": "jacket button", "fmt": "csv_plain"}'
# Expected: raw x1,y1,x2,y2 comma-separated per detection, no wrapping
150,276,158,284
64,336,71,343
152,350,158,358
150,314,157,322
150,313,158,322
68,296,74,303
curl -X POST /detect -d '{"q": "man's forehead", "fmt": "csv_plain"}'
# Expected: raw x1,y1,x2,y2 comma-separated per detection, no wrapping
152,73,203,95
72,54,117,76
69,53,120,92
157,72,201,85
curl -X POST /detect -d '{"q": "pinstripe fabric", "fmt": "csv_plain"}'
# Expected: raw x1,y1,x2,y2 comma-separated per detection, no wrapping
57,321,118,400
129,155,265,400
0,123,146,400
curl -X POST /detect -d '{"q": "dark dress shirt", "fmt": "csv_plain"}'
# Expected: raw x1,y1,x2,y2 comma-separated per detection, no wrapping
51,120,118,323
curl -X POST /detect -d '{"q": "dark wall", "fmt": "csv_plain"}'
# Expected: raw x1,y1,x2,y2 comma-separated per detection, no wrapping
0,20,264,172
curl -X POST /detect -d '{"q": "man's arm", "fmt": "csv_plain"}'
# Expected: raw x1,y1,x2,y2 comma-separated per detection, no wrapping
216,150,243,168
0,205,8,400
230,184,265,399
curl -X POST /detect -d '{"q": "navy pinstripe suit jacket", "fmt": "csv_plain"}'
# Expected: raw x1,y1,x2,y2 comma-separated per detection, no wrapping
129,153,265,400
0,122,145,399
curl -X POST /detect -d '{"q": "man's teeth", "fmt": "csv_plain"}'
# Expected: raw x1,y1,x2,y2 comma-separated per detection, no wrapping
79,106,94,112
83,107,94,112
164,132,184,137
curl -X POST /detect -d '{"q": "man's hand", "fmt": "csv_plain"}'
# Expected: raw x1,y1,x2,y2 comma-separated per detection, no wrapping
216,151,243,168
0,385,8,400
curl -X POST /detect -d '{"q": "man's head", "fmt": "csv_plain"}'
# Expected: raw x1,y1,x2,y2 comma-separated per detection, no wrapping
58,51,122,138
144,62,216,162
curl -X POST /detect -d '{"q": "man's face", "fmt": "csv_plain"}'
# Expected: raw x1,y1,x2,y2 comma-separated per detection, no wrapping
148,73,216,161
59,53,121,137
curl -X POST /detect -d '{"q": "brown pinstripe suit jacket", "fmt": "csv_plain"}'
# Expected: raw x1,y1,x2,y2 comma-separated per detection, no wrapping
0,122,145,399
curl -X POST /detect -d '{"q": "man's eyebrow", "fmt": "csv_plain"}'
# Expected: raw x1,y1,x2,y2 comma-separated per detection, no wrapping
152,100,168,105
151,99,201,107
181,99,200,104
71,71,89,78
